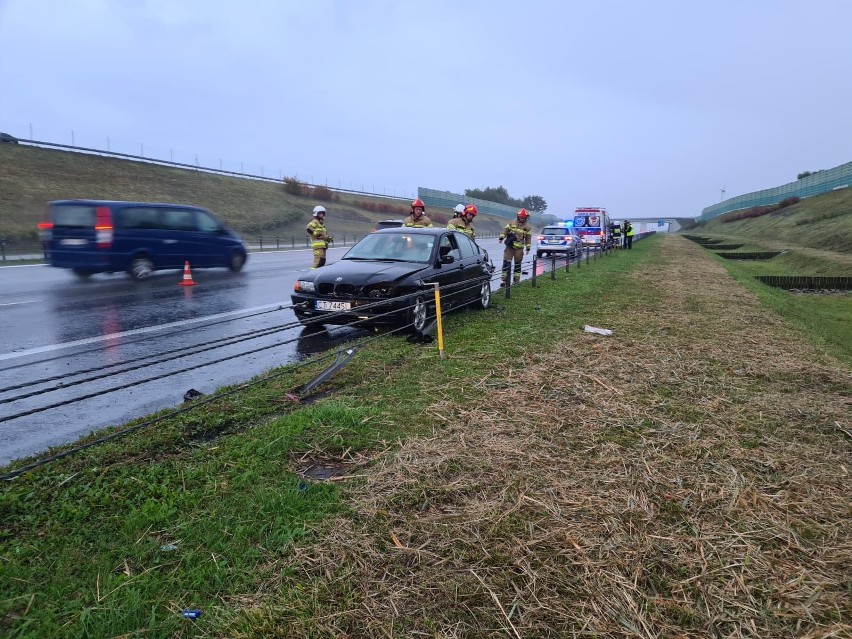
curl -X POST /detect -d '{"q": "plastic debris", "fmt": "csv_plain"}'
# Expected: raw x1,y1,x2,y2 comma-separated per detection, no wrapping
583,325,613,336
182,609,203,620
159,543,178,552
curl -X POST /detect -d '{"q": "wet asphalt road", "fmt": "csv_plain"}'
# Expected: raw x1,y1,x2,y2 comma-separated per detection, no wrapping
0,238,520,465
0,246,363,465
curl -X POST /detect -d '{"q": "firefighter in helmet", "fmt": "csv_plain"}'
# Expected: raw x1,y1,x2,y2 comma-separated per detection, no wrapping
404,198,433,228
306,205,332,269
447,203,477,238
499,208,532,286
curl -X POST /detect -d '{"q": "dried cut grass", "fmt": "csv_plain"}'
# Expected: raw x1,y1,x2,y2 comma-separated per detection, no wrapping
240,237,851,638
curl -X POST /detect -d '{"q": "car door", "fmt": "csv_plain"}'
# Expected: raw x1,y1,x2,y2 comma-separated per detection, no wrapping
454,232,488,302
426,232,466,307
157,207,205,268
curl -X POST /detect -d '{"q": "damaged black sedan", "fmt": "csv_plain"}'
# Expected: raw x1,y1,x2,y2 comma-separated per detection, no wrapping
292,228,494,331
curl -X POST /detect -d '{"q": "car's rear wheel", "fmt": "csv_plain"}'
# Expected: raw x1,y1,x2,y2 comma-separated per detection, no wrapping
228,251,246,272
72,268,93,280
410,295,430,332
129,257,154,280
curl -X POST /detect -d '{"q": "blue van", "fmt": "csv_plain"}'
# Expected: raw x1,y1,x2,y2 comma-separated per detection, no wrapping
39,200,248,280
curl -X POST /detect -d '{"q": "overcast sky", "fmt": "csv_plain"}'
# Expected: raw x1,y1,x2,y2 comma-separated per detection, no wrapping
1,0,850,219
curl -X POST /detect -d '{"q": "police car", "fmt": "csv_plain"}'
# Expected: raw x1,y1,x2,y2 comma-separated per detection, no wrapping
536,223,583,259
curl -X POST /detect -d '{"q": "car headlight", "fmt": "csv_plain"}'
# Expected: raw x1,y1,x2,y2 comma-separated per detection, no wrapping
294,280,315,293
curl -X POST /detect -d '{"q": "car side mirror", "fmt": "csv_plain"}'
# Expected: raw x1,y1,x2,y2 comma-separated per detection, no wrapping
439,254,455,265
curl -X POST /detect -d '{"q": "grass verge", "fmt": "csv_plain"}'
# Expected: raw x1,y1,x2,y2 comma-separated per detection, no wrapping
2,235,850,637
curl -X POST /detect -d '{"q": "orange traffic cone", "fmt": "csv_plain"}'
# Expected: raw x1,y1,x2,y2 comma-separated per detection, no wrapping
178,260,196,286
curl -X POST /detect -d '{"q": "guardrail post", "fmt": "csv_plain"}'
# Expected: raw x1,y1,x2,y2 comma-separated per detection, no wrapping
276,236,280,250
565,251,570,273
531,256,537,287
259,236,263,251
291,236,295,248
504,269,511,299
551,254,556,280
586,246,590,265
1,239,5,262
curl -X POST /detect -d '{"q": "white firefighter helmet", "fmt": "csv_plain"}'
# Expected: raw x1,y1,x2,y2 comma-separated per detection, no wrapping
312,205,326,217
454,204,465,214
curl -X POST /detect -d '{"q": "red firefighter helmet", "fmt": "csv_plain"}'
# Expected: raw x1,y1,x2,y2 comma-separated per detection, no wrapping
463,204,478,218
517,208,529,221
411,198,426,213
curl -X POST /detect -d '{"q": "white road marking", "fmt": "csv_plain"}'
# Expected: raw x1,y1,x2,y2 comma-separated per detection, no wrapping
0,301,292,361
0,300,40,307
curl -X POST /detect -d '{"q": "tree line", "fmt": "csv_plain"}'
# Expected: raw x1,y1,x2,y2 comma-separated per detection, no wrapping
464,186,547,212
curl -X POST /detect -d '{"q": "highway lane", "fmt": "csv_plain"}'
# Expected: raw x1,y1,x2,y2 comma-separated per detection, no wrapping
0,238,519,465
0,247,365,464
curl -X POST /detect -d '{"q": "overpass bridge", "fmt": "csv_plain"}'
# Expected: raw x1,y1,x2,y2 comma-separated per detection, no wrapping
619,217,680,232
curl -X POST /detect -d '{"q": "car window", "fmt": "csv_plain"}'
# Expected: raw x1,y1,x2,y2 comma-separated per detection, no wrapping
439,234,462,261
455,233,475,258
50,205,95,228
542,227,566,236
120,207,161,229
196,210,222,233
345,232,433,263
161,209,198,231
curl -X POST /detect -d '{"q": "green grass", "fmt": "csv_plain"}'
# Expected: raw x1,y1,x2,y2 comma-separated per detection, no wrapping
708,254,852,364
694,188,852,253
0,245,652,638
2,237,850,636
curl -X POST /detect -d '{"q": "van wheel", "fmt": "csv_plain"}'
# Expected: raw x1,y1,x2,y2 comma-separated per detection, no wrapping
72,268,92,280
536,250,544,258
228,252,246,272
129,257,154,280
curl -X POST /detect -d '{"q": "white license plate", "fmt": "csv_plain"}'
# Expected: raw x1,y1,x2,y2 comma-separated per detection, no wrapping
315,300,351,311
60,238,88,246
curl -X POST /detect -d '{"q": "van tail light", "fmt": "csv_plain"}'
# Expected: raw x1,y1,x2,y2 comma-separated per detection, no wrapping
95,206,113,249
38,222,54,241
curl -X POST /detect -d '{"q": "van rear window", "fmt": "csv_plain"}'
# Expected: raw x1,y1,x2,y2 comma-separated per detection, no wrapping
51,205,96,228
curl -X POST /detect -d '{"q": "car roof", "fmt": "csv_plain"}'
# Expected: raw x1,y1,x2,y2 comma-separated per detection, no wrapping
372,227,454,235
48,199,206,209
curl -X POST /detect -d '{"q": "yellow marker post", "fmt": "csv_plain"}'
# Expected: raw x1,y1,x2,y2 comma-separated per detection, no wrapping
431,283,445,359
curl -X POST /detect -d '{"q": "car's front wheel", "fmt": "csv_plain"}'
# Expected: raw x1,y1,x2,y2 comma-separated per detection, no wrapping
409,295,430,332
476,281,491,310
129,257,154,280
228,251,246,272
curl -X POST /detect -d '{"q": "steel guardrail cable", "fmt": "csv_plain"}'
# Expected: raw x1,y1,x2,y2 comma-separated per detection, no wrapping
1,303,295,373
